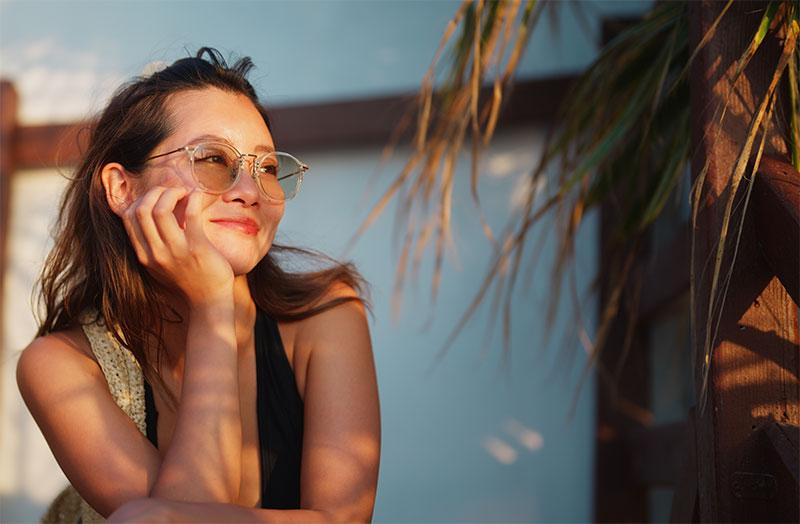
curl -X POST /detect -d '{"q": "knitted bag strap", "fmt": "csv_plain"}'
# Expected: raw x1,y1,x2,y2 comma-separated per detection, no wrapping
81,316,146,434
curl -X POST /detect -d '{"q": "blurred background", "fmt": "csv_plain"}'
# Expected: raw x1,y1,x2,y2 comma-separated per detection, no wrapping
1,1,754,523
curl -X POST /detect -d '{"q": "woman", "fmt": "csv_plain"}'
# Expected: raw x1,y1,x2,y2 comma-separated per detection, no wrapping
16,48,380,523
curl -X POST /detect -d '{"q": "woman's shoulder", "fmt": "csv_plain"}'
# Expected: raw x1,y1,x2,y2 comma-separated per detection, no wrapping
19,326,100,372
16,327,104,409
278,281,371,400
294,281,368,345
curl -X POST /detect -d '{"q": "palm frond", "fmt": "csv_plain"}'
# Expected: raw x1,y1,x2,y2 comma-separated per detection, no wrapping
350,0,800,398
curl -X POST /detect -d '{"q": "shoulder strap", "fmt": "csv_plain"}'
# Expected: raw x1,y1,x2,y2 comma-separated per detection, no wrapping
81,316,146,435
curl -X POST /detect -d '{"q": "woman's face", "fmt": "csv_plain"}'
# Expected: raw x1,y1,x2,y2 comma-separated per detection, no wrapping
140,87,284,276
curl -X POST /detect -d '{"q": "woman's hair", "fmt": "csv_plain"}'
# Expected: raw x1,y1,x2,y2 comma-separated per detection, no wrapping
36,47,370,399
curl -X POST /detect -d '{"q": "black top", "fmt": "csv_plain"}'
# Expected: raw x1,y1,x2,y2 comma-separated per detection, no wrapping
143,309,305,509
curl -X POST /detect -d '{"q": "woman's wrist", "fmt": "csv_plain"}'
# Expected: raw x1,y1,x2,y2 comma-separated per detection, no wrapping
187,292,236,321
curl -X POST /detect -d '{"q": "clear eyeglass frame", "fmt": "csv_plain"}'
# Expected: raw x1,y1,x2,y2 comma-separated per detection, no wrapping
145,141,308,201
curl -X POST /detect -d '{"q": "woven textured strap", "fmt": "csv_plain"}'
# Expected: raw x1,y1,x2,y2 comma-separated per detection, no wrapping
81,317,146,433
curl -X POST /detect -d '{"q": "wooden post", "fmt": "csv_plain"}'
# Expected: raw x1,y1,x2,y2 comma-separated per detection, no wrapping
593,17,652,523
0,81,18,359
689,2,799,522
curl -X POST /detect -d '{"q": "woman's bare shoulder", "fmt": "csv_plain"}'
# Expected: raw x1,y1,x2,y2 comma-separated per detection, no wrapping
296,281,368,346
17,327,101,392
280,282,370,400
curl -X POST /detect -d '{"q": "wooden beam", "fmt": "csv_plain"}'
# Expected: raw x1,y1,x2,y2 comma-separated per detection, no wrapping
628,422,687,487
0,81,17,362
689,2,800,522
731,420,800,522
9,75,577,170
14,122,86,171
640,222,691,320
669,408,700,523
593,18,651,523
753,156,800,306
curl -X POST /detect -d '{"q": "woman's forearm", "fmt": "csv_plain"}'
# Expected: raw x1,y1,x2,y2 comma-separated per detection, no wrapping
149,297,242,503
108,499,339,524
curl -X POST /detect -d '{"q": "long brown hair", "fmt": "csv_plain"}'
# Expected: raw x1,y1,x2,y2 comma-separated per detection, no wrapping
36,48,370,396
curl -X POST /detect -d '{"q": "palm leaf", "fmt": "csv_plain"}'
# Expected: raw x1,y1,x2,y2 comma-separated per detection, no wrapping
349,1,800,402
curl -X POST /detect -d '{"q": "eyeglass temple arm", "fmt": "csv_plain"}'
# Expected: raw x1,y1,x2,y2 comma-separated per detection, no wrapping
277,164,308,181
145,146,187,161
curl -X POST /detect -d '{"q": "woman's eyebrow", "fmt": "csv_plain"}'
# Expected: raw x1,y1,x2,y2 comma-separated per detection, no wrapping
254,144,276,153
187,134,275,152
187,133,230,145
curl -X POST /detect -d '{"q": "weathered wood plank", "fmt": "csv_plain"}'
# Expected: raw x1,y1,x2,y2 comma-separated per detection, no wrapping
689,2,800,522
0,81,17,360
753,156,799,306
594,18,651,522
640,157,799,320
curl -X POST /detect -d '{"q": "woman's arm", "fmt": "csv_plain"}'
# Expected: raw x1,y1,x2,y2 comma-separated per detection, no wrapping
123,186,243,503
295,290,381,522
109,498,334,523
148,298,242,503
17,332,163,517
18,188,244,516
108,285,381,523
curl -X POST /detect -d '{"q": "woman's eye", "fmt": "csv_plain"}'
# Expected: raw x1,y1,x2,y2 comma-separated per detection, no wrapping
258,164,278,176
197,155,228,165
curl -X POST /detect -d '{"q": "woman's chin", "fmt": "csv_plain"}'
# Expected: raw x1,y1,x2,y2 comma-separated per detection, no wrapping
207,234,270,277
226,256,261,277
216,246,268,276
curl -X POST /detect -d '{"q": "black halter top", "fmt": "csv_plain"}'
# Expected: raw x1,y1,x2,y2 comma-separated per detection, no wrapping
143,309,304,509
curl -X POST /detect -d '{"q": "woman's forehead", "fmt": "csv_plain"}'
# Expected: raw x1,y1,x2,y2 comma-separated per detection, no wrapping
164,87,273,150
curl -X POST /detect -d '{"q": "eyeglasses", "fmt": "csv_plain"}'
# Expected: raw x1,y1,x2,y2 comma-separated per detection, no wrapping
145,142,308,201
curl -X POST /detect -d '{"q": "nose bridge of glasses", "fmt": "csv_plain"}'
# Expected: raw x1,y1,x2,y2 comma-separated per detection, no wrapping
234,153,260,177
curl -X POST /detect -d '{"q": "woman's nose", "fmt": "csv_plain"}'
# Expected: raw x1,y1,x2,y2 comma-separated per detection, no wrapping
223,157,261,205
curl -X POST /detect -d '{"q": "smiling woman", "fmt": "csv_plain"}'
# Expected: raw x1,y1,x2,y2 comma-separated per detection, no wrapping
15,48,380,524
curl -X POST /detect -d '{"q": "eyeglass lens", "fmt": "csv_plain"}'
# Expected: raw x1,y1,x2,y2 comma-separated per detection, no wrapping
191,143,304,200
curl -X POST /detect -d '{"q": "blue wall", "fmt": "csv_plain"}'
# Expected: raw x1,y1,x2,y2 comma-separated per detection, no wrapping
0,1,652,521
282,130,599,522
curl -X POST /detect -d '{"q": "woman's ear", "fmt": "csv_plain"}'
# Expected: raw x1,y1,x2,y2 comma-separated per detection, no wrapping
100,162,136,217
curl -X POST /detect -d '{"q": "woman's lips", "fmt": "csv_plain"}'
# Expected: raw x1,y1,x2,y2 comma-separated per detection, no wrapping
209,217,260,235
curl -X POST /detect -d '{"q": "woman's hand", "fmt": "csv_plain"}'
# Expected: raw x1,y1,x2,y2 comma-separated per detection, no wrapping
122,186,234,307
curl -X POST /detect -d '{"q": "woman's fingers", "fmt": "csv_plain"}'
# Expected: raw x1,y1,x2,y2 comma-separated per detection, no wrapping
151,186,189,252
122,189,163,267
121,206,151,266
120,185,234,304
183,189,207,245
131,186,170,260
